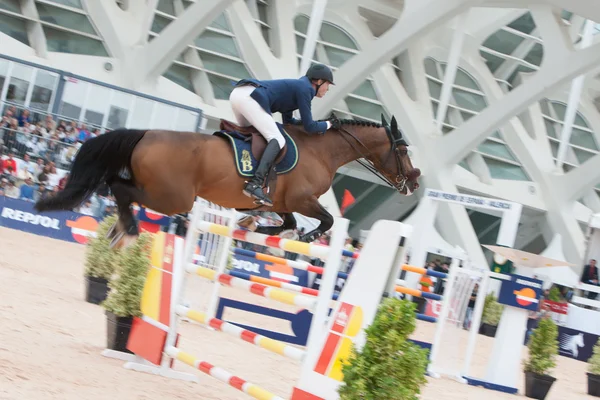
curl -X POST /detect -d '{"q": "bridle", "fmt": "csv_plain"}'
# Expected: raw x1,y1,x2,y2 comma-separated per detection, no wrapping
336,123,409,193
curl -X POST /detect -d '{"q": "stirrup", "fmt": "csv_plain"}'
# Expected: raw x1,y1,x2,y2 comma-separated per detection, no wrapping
243,181,273,207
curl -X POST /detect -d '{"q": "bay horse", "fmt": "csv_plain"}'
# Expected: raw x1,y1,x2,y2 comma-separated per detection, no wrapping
34,114,420,246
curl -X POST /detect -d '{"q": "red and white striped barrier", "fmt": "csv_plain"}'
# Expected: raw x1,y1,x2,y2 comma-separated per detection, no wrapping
188,264,317,310
197,221,330,260
165,346,286,400
175,305,305,362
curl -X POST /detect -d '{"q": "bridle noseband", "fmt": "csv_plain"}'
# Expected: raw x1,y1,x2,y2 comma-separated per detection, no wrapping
336,124,409,192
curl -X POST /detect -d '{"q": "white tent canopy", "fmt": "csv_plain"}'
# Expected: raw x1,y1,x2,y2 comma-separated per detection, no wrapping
483,234,579,288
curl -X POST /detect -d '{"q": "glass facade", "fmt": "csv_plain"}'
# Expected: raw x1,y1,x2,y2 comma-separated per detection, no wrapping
425,57,530,181
540,99,600,197
0,0,109,56
294,14,389,123
479,12,542,91
152,1,253,101
0,56,202,133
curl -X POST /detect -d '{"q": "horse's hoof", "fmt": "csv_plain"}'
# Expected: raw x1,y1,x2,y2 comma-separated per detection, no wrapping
300,231,322,243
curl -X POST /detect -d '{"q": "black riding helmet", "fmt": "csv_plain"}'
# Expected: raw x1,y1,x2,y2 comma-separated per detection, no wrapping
305,64,334,94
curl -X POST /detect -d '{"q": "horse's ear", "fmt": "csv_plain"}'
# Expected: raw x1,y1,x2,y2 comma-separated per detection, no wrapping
381,114,388,127
391,116,398,135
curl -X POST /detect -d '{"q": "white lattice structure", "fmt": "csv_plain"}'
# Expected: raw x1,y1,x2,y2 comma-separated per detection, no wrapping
2,0,600,274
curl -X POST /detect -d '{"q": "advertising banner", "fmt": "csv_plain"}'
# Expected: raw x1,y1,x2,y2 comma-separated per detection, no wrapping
232,252,309,288
557,326,599,362
498,274,543,312
0,197,99,244
542,300,569,315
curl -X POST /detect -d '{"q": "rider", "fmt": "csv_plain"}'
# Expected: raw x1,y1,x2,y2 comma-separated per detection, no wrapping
229,63,340,207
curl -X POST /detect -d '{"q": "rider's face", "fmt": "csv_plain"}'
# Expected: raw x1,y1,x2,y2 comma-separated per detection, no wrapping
315,80,331,98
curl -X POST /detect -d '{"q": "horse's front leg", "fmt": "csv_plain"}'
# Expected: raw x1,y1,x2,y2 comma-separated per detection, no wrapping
295,197,333,243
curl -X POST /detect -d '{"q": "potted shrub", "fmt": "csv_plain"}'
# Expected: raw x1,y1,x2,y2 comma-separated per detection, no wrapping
101,232,152,353
547,286,562,302
587,340,600,396
338,297,429,400
479,293,503,337
84,214,119,304
523,316,558,399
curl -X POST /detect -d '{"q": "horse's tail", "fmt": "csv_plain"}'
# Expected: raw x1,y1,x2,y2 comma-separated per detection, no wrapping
34,128,147,212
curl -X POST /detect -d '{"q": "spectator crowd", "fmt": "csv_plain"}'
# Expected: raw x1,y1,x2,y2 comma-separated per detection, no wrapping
0,102,116,218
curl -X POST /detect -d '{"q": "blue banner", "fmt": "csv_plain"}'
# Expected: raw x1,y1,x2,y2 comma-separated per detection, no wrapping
232,253,309,287
498,275,543,311
498,274,543,312
526,319,598,363
0,197,100,244
134,206,171,227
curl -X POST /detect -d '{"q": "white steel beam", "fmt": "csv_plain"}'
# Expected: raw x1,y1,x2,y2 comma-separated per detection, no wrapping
435,11,470,134
436,39,600,166
559,154,600,202
299,0,328,76
554,19,596,171
84,0,127,59
494,29,539,82
313,0,483,119
131,0,236,86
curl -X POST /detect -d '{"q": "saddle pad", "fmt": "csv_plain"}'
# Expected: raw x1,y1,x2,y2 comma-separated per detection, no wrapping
214,125,299,178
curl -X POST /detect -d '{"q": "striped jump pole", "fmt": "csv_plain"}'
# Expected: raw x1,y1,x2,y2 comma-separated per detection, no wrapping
188,264,318,310
165,347,286,400
197,221,330,261
232,248,349,279
417,314,437,323
176,305,306,362
228,269,340,301
402,264,448,279
395,285,443,301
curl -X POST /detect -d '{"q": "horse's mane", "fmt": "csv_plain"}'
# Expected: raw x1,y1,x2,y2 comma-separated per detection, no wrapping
315,117,383,128
339,119,383,128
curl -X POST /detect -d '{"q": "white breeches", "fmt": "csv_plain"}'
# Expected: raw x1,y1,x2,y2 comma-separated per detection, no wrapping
229,85,286,149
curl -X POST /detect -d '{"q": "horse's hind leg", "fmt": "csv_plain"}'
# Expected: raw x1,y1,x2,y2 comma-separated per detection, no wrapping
254,213,297,236
108,178,143,248
295,196,334,243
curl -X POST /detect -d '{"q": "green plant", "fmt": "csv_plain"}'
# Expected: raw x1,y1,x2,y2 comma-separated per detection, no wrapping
338,298,429,400
524,317,559,376
588,341,600,375
84,214,120,279
481,293,503,326
102,232,153,317
548,286,562,302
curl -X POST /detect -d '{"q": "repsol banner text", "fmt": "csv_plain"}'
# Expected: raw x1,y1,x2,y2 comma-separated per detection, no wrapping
0,197,99,244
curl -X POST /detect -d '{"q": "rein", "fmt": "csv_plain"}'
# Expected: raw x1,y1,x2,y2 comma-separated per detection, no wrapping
335,125,407,192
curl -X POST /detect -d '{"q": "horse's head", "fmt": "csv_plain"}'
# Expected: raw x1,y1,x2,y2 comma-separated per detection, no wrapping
371,114,421,196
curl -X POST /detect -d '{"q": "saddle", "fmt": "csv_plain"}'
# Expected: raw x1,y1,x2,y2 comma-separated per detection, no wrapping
220,120,288,164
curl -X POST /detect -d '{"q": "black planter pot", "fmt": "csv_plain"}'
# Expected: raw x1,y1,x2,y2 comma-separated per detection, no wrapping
524,371,556,399
479,323,498,337
588,373,600,397
106,311,134,354
85,275,109,304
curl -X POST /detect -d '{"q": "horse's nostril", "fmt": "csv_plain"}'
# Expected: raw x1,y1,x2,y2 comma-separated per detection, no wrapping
407,168,421,180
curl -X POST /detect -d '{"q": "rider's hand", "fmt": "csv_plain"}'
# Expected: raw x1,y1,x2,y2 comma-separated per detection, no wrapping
328,112,341,130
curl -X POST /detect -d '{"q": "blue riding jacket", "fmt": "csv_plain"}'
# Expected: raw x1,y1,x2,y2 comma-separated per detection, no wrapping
234,76,328,134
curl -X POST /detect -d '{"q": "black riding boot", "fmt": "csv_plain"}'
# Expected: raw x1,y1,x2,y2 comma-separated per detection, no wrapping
243,139,280,206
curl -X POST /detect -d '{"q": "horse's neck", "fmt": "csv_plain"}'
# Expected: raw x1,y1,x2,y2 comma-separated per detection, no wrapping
325,125,389,169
